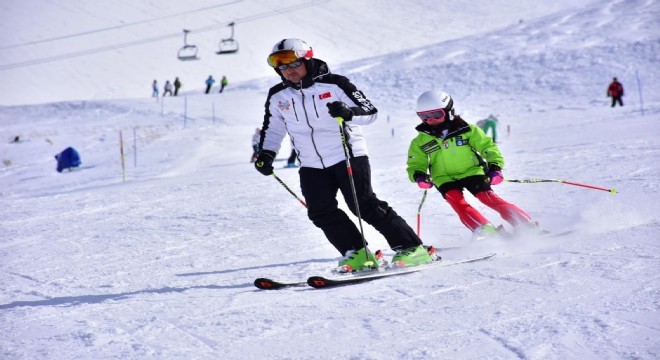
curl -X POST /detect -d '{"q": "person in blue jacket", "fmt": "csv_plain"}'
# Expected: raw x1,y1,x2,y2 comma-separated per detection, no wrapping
205,76,215,94
55,147,81,172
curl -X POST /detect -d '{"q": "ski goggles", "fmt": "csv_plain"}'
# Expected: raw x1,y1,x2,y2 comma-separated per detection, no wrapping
416,109,446,122
267,50,304,70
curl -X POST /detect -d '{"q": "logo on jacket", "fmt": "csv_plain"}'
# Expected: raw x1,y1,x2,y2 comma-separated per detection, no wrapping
421,140,440,154
352,90,375,111
277,100,291,111
319,92,332,100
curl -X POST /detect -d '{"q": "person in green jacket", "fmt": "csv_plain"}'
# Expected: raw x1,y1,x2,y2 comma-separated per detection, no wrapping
476,114,498,143
219,75,228,93
406,90,542,239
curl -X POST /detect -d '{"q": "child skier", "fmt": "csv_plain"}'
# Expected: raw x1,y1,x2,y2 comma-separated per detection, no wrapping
406,90,543,239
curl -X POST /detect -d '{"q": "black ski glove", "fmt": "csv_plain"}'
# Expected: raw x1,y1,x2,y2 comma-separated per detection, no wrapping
327,101,354,121
255,150,276,176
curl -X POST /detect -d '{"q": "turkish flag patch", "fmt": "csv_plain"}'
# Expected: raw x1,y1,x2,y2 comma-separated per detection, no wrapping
319,92,332,100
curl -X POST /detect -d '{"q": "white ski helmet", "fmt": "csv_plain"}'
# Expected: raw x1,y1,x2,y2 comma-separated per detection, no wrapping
267,38,314,68
415,90,455,121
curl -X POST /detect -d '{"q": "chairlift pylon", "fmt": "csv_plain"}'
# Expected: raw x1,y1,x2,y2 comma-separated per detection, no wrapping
178,29,200,61
217,22,239,55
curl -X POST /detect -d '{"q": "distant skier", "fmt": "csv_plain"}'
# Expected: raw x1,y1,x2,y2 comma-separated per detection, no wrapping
251,127,261,163
54,147,81,172
205,76,215,94
174,77,182,96
407,90,543,240
219,75,228,93
607,77,624,107
151,80,159,97
285,148,298,168
476,114,498,143
163,81,173,96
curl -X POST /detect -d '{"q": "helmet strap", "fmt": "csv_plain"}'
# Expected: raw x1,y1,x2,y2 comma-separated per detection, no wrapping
447,108,455,121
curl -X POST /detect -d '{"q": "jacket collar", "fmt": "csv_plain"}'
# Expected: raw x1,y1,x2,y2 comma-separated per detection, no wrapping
416,119,470,139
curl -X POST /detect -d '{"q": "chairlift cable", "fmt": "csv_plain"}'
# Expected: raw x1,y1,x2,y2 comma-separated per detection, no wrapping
0,0,243,50
0,0,331,71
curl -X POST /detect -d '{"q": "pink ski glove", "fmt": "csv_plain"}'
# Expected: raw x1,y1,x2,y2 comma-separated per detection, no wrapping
414,172,434,189
418,181,434,189
488,170,503,185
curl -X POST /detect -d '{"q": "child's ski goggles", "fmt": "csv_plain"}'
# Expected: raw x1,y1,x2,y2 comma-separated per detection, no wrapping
417,109,446,122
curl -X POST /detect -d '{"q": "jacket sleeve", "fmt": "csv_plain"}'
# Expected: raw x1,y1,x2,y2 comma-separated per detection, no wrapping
333,75,378,125
259,88,288,154
406,136,430,182
470,125,504,169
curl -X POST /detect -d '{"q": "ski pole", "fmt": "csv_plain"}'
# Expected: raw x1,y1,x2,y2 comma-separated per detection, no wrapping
416,189,428,237
505,178,617,194
272,172,307,208
336,117,371,266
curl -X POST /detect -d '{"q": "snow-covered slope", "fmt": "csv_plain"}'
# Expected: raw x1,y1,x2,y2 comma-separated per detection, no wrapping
1,0,659,359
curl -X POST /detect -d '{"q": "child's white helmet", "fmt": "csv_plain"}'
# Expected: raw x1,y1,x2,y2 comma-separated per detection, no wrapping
415,90,455,121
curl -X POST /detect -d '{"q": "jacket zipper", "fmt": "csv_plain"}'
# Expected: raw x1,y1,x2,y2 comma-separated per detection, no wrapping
300,88,325,168
312,95,319,117
291,98,299,121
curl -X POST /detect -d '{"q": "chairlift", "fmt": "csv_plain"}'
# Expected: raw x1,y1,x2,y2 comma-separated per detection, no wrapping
178,29,200,61
217,22,239,55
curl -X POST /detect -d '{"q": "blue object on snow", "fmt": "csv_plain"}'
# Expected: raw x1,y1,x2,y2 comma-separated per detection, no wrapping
54,147,81,172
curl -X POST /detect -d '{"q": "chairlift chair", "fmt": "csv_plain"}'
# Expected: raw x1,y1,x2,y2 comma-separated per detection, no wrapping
217,22,239,55
178,29,200,61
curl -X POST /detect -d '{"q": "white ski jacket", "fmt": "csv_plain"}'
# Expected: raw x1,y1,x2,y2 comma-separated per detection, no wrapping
260,59,378,169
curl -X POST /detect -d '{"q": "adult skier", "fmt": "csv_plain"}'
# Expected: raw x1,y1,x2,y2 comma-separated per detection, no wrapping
173,77,182,96
163,81,173,96
219,75,228,93
606,77,624,107
205,75,215,94
255,38,436,271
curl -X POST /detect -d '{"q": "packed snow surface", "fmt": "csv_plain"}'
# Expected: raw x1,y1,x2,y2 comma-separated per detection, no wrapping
1,0,659,359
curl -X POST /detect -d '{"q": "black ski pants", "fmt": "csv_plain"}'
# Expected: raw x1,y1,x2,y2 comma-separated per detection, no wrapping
299,156,422,256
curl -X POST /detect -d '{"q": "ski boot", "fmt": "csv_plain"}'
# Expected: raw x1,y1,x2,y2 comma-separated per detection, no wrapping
515,221,549,237
423,245,442,262
337,247,379,273
374,249,390,268
391,245,434,268
471,223,500,241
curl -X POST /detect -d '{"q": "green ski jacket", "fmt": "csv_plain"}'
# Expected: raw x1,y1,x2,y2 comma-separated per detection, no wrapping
406,118,504,186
